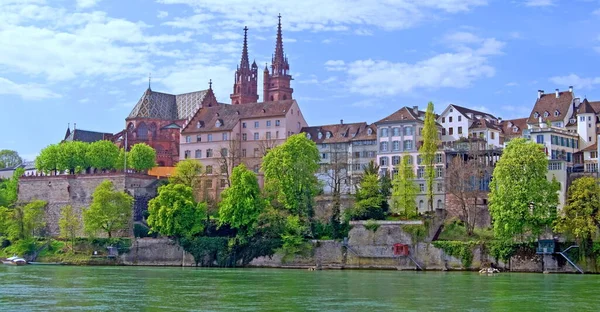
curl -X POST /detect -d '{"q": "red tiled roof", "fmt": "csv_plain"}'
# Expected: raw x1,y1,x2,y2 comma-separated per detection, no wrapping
527,91,573,124
452,104,496,120
375,107,425,124
301,122,368,144
582,142,598,152
469,117,502,131
501,117,528,136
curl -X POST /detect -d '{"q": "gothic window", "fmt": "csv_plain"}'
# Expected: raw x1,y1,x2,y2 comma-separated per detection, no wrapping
137,122,148,140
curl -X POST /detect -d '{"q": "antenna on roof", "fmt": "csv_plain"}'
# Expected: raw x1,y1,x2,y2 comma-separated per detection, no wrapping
209,79,212,90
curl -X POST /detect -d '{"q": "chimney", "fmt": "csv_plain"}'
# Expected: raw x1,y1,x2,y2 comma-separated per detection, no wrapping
340,119,344,125
569,86,573,93
537,90,543,99
538,116,543,127
555,89,559,98
74,123,76,130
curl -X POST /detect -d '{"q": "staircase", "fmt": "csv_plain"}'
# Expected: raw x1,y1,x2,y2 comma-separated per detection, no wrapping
556,245,584,274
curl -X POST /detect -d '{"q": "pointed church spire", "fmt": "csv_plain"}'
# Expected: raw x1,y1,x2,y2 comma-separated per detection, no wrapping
272,14,289,77
240,26,249,69
148,73,152,90
230,27,258,105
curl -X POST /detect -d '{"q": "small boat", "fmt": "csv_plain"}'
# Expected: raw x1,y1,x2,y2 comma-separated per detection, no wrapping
1,256,27,266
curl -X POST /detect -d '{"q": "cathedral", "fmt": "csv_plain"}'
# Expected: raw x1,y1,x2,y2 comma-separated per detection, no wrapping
119,15,303,167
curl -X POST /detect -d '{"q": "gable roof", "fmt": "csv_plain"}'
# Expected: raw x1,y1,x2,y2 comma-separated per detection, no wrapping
577,98,595,114
527,90,574,124
64,129,113,143
181,100,296,134
351,124,377,141
301,122,367,144
469,117,502,131
582,142,598,152
375,107,425,124
128,88,208,120
501,117,528,136
451,104,496,120
588,100,600,113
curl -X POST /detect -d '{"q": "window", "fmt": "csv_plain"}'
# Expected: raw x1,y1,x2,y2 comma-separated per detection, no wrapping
322,153,328,159
404,126,413,136
267,120,271,127
589,123,592,128
196,121,202,129
491,132,495,140
380,142,388,152
275,120,280,126
403,140,413,150
417,167,424,178
393,140,400,151
196,135,201,142
591,151,598,158
548,162,562,171
195,149,202,158
435,154,443,163
417,155,423,165
207,134,213,142
534,112,540,118
242,122,247,128
254,121,259,128
206,165,213,174
381,128,389,137
206,179,213,188
419,184,425,192
254,133,259,140
242,149,246,157
206,149,213,158
242,133,247,141
253,165,259,173
449,116,453,122
266,132,272,140
184,150,191,159
185,136,191,143
254,148,260,157
449,128,454,135
554,111,559,117
318,132,322,139
419,128,423,136
297,122,301,130
221,179,227,188
437,200,443,209
392,156,400,165
458,116,462,122
436,167,443,178
442,117,445,123
380,157,389,166
589,116,592,121
392,127,400,136
222,133,228,141
442,128,446,135
543,111,549,118
405,155,413,165
580,116,585,122
437,183,443,192
215,120,222,127
369,151,376,158
221,148,228,157
458,126,463,135
536,135,544,144
326,132,331,139
367,128,373,135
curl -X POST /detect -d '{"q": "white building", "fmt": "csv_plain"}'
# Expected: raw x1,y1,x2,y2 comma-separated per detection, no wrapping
438,104,502,148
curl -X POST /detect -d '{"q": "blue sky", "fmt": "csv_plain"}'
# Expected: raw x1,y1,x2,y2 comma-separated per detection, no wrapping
1,0,600,160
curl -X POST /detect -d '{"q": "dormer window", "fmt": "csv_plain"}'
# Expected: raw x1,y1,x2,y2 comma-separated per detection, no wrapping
534,112,540,118
543,111,549,118
367,128,373,135
326,132,331,139
196,121,202,129
318,132,322,139
513,126,518,133
215,119,222,127
554,110,559,117
306,133,312,139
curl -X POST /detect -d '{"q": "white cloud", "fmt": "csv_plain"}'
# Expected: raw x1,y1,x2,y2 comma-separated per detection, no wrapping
158,0,488,32
524,0,555,7
506,82,519,87
0,77,60,100
157,11,169,19
212,31,242,40
336,34,504,96
325,60,346,71
549,74,600,89
79,98,90,103
354,29,373,36
594,9,600,16
76,0,102,9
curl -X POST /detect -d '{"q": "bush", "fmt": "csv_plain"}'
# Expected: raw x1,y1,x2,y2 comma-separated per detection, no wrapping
364,219,380,232
403,224,427,242
133,223,156,238
179,236,281,267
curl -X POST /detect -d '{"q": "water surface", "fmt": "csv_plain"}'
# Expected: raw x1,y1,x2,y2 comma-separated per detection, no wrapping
0,266,598,311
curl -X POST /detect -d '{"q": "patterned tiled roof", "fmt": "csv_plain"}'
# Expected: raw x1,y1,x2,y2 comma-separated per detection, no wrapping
527,90,573,124
64,129,113,143
301,122,367,144
128,88,208,120
181,100,295,134
351,124,377,141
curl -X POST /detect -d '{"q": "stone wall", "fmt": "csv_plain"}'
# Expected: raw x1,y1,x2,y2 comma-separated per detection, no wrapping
121,238,195,266
18,173,160,237
313,194,354,222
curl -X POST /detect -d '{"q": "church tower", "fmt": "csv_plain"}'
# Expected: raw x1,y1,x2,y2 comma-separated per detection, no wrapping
263,15,293,102
230,26,258,105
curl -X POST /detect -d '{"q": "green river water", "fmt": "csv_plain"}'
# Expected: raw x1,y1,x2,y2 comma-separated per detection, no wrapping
0,265,598,311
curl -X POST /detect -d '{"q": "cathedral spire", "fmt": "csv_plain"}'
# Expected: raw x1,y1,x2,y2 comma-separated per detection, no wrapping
240,26,249,69
263,15,293,102
230,26,258,105
271,14,289,77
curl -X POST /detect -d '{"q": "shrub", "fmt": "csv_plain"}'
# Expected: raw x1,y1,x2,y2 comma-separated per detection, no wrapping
433,241,478,268
364,219,380,232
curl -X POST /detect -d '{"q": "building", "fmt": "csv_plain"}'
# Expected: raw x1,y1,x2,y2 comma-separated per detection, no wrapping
63,124,113,143
374,106,445,213
438,104,502,148
500,117,528,145
178,16,308,199
301,121,376,194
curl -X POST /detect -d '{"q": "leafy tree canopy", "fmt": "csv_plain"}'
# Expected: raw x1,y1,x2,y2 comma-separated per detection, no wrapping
392,155,418,218
57,141,89,174
147,183,206,238
489,138,559,242
0,150,22,169
554,176,600,243
35,144,61,174
170,159,203,189
0,167,24,207
83,180,133,238
349,173,385,220
87,140,119,170
128,143,156,172
419,101,439,212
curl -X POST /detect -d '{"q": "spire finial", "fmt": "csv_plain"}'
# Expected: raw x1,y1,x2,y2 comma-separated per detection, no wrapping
209,79,212,90
148,73,151,89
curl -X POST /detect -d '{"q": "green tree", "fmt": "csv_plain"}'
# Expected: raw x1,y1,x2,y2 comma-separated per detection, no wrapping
2,200,47,240
58,141,89,174
379,170,392,214
218,164,264,242
362,160,379,176
489,138,559,242
23,200,47,238
128,143,156,172
0,167,24,207
349,173,385,220
87,140,119,171
83,180,133,238
36,144,61,174
147,183,206,238
59,205,81,251
554,176,600,245
114,148,129,171
170,159,203,189
280,215,310,259
262,133,320,222
0,150,23,169
419,102,439,212
392,155,418,218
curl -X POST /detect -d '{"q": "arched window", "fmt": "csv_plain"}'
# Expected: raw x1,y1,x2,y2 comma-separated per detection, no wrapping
137,122,148,140
437,199,443,209
283,94,287,100
318,132,322,139
270,95,274,101
419,200,424,210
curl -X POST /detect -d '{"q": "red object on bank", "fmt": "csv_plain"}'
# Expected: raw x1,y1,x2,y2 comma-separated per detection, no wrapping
393,243,409,256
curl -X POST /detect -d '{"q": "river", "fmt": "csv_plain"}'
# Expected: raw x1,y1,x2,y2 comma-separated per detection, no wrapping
0,265,598,311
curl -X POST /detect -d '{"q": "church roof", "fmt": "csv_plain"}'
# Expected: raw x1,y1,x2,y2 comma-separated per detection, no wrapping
128,88,208,121
64,129,113,143
181,100,296,133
